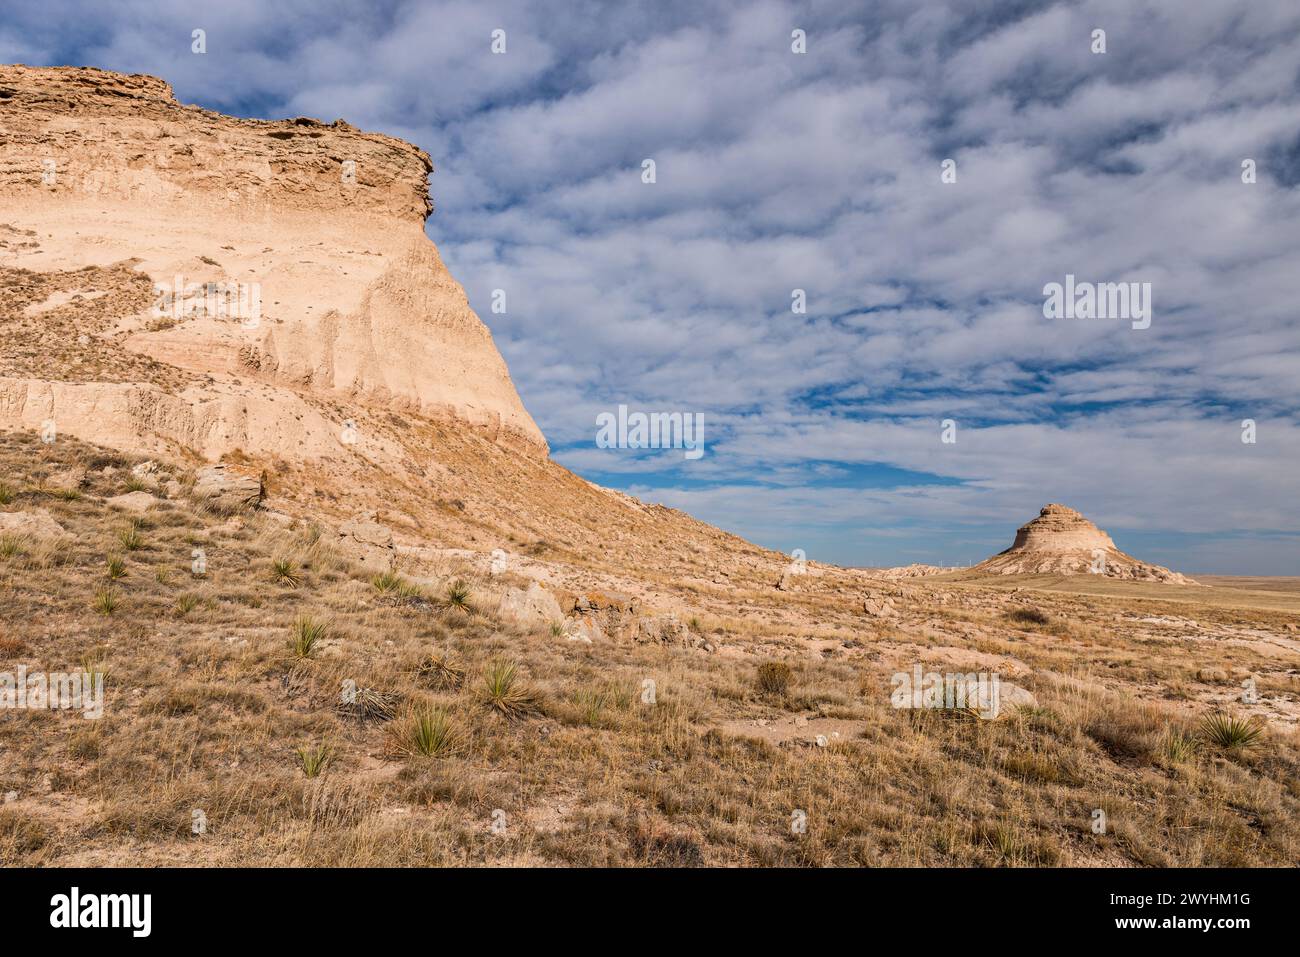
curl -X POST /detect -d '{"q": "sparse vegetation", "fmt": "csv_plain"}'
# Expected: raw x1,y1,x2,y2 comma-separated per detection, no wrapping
272,557,302,588
93,586,118,615
444,579,474,614
0,432,1296,867
397,706,460,757
1199,712,1264,750
756,660,793,696
296,743,332,778
289,615,328,658
477,658,538,718
371,570,403,594
116,522,144,551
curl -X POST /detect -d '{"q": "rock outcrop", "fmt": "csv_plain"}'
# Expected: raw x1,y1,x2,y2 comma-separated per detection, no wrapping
971,504,1198,584
0,65,546,468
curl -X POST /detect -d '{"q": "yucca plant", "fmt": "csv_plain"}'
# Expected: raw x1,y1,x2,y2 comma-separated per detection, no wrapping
271,557,302,588
116,522,143,552
477,658,538,718
444,579,474,614
370,570,403,594
0,482,14,505
175,593,199,616
1161,729,1199,763
1199,712,1264,750
123,477,148,493
575,687,608,727
289,615,328,658
398,706,460,757
155,567,174,585
80,653,110,688
296,743,332,778
93,587,119,616
416,653,464,690
105,554,127,581
0,534,26,559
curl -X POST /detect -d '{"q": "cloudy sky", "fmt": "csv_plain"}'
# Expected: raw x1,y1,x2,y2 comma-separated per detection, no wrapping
6,0,1299,573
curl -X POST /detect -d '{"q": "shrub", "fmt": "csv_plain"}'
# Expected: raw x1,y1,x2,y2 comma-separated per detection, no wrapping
1006,607,1051,627
0,482,14,505
105,554,127,580
0,534,27,559
756,661,793,696
175,593,199,616
416,653,464,690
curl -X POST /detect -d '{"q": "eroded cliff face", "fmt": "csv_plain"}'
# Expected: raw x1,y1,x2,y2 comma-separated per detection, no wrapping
0,64,547,459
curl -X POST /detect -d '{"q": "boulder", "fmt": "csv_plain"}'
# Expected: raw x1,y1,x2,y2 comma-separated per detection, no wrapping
44,467,86,491
498,582,564,628
193,464,263,513
336,515,396,571
130,460,159,480
0,508,70,540
862,595,899,618
106,491,159,513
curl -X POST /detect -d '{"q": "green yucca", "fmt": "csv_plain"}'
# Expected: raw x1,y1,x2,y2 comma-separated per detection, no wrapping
175,593,199,616
272,557,302,588
1199,712,1264,750
445,579,474,613
296,743,332,778
105,554,127,580
478,658,538,718
93,587,119,616
371,570,404,594
1161,729,1199,763
401,707,460,757
116,522,143,551
289,616,328,658
0,534,26,559
0,482,14,505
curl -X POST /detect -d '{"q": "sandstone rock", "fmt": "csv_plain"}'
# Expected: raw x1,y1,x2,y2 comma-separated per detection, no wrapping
335,516,396,572
997,683,1038,714
0,65,547,467
562,617,602,643
44,467,85,491
107,491,160,513
130,460,159,480
163,480,184,499
0,508,70,540
633,614,713,650
1197,668,1229,682
862,596,899,618
498,582,563,628
575,590,638,614
971,504,1199,584
193,465,263,513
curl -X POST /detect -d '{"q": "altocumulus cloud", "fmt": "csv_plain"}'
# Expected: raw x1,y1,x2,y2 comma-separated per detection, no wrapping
7,0,1300,572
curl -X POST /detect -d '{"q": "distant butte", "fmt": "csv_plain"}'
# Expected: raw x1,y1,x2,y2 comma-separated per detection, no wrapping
971,504,1199,584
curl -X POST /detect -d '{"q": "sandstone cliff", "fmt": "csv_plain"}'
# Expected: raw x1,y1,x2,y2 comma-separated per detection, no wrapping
0,64,546,458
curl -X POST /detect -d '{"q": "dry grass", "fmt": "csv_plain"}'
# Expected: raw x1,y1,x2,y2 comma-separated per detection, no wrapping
0,430,1297,867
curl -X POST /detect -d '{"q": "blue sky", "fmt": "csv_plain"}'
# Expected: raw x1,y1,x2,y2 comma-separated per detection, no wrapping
5,0,1300,573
